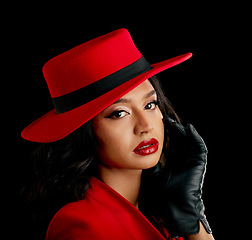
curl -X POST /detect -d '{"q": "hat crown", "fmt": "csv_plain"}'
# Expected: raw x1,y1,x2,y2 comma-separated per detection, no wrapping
42,28,142,98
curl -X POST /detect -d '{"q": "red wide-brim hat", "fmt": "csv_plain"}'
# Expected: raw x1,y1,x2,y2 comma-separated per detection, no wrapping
21,28,192,142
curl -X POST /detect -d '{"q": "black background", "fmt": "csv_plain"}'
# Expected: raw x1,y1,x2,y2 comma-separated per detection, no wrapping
4,2,249,239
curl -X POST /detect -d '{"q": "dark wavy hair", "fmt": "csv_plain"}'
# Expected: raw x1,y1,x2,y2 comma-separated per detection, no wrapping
23,75,181,239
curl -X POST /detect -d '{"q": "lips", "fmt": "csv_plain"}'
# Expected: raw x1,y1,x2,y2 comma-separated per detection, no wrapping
133,138,159,156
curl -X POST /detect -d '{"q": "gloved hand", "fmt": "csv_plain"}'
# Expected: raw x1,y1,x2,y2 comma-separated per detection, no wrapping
143,117,212,238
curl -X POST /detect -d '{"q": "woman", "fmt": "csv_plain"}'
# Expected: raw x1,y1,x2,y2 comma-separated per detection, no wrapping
22,28,214,240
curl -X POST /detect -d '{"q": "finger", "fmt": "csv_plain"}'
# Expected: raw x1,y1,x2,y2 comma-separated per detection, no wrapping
186,124,208,153
165,117,187,137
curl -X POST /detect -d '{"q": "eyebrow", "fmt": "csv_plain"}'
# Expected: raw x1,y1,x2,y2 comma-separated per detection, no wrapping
112,89,156,105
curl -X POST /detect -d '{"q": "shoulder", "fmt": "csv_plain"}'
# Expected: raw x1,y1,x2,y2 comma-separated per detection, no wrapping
45,197,109,240
45,178,142,240
45,177,132,240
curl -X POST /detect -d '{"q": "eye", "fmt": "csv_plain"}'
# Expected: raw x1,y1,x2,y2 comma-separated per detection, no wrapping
105,110,129,119
145,100,159,110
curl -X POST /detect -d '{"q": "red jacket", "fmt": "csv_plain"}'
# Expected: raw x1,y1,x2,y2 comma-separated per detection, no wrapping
46,177,183,240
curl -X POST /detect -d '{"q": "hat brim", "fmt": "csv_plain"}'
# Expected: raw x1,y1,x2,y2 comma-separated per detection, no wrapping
21,53,192,142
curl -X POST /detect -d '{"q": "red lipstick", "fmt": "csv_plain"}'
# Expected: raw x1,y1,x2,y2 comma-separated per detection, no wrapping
133,138,159,156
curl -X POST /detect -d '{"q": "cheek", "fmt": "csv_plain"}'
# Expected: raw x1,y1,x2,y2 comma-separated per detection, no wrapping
155,109,165,139
157,121,165,151
93,121,131,166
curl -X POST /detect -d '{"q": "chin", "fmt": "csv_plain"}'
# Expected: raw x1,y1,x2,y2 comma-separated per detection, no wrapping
142,160,160,169
134,154,161,170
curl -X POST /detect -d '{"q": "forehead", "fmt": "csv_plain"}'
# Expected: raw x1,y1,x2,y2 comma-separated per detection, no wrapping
96,80,156,116
116,79,155,100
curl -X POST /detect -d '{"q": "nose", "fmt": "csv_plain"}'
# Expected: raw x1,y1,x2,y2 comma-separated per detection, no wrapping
133,111,154,135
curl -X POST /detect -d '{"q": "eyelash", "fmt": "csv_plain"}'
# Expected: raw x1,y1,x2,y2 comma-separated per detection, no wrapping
106,100,160,119
145,100,160,110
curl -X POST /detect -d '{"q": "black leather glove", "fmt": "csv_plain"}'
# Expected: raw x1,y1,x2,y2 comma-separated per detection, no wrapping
144,117,212,238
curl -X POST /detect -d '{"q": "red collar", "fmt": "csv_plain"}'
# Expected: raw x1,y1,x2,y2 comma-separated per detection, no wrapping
88,177,168,239
46,177,172,240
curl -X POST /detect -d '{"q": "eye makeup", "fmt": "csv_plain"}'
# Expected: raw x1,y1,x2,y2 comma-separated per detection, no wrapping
105,109,130,119
105,99,159,120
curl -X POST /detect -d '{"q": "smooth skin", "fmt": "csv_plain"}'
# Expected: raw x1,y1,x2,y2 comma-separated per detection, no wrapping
92,80,164,209
92,79,214,240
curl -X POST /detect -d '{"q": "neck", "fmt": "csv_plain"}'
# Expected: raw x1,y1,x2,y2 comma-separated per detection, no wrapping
98,165,142,209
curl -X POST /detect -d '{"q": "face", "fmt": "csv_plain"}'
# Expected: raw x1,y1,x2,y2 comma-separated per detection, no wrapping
92,80,164,170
